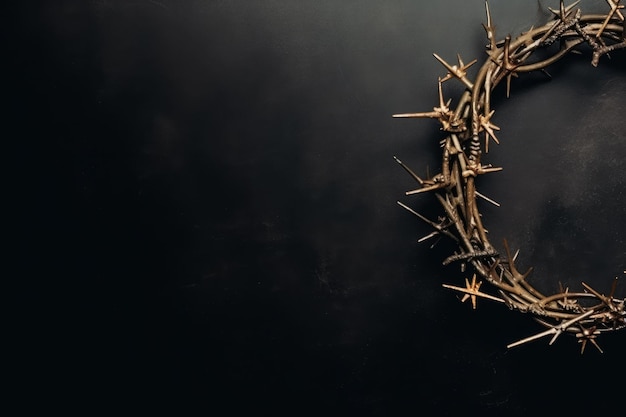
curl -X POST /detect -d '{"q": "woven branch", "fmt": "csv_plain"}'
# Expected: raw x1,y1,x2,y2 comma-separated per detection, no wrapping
395,1,626,353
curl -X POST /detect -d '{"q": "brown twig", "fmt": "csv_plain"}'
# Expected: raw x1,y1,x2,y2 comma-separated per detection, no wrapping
395,1,626,352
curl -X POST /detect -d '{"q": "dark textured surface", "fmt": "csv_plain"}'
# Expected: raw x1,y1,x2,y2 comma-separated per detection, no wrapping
15,0,625,415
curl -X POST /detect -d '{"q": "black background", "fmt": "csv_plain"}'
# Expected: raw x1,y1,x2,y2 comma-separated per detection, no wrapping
14,0,626,415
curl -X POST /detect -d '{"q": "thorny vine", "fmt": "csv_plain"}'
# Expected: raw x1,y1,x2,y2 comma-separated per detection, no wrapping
395,1,626,353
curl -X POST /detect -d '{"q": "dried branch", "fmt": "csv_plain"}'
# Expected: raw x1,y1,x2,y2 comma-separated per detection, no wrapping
395,1,626,352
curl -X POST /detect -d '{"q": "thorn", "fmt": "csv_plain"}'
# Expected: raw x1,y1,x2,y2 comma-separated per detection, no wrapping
479,109,500,150
406,184,442,195
596,0,625,39
475,190,501,207
392,112,440,118
548,0,580,21
397,201,459,243
418,231,439,243
394,156,425,185
507,310,595,349
483,1,497,50
485,1,492,28
442,274,505,308
590,338,604,353
434,53,477,88
582,282,618,312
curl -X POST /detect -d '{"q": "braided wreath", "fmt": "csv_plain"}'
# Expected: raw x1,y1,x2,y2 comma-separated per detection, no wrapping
394,1,626,353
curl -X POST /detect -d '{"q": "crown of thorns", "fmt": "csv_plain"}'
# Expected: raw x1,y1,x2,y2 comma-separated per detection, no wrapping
395,1,626,353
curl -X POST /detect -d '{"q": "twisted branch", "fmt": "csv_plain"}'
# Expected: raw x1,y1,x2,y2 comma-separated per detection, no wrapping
395,1,626,353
